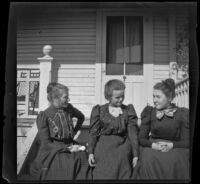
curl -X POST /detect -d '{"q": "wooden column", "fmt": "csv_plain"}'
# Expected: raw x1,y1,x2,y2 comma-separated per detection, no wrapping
38,45,54,111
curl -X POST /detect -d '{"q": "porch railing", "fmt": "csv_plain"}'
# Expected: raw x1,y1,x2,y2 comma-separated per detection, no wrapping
17,45,54,175
174,77,189,108
17,68,40,118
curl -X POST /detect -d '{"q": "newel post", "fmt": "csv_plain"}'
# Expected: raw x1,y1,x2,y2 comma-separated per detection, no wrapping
38,45,54,111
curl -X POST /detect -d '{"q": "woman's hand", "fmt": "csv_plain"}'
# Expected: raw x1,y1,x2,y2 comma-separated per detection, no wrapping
68,145,79,152
152,142,165,151
158,142,173,152
132,157,138,168
88,153,96,167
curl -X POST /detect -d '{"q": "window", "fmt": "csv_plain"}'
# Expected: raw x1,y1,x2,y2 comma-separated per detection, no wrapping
106,16,143,75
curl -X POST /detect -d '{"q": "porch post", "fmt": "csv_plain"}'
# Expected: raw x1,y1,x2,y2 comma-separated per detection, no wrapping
37,45,54,111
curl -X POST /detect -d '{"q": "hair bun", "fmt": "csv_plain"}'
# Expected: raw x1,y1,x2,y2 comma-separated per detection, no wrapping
164,78,175,90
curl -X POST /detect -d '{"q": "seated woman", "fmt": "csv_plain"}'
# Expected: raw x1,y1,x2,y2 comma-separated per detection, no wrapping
29,82,91,180
133,78,189,180
88,79,139,179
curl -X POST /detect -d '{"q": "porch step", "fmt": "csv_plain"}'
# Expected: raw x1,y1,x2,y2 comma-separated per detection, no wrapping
17,127,90,178
17,118,90,177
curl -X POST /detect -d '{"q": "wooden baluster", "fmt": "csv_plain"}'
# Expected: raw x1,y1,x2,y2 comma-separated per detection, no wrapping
182,84,185,107
185,81,189,108
175,78,189,108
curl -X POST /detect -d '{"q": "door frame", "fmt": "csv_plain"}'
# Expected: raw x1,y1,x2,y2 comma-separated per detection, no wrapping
95,9,154,106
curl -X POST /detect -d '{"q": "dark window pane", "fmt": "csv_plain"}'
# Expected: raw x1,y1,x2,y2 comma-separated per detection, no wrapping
126,16,143,64
106,16,124,64
106,64,124,75
106,16,143,75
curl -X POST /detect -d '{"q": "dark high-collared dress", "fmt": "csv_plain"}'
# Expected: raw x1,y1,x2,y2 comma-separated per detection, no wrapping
133,105,189,180
88,103,139,179
29,104,91,180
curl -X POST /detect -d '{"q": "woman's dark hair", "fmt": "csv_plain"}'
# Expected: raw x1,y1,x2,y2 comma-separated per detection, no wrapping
104,79,125,101
47,82,69,102
47,82,57,93
153,78,176,99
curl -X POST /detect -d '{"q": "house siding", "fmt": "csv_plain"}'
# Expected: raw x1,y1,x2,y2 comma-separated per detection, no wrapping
17,9,96,118
152,11,189,84
17,9,96,63
17,7,190,117
153,14,169,84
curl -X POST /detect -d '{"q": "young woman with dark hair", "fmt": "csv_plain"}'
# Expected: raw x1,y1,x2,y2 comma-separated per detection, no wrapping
133,78,189,180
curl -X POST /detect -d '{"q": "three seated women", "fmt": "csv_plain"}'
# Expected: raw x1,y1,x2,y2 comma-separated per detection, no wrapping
28,78,189,180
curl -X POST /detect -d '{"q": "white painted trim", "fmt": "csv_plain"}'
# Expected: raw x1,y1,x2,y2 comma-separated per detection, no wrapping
101,8,152,13
17,115,37,119
95,9,103,104
25,80,29,116
37,57,53,61
17,78,40,82
95,64,102,104
55,64,95,69
17,64,40,69
143,13,154,106
17,122,38,175
38,56,54,111
101,73,144,83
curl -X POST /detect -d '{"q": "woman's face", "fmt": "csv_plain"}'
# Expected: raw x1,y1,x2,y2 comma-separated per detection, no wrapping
153,89,171,110
53,90,69,108
110,90,124,107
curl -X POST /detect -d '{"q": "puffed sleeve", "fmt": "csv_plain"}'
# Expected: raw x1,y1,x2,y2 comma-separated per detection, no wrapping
139,105,154,147
36,111,70,152
127,104,139,157
70,104,85,134
173,108,189,148
88,105,102,154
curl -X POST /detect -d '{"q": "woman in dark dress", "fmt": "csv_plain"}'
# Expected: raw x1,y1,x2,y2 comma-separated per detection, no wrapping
133,78,189,180
88,79,139,179
29,82,91,180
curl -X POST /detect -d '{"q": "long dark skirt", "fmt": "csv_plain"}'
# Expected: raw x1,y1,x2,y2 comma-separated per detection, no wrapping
92,135,133,179
29,143,91,180
133,146,190,180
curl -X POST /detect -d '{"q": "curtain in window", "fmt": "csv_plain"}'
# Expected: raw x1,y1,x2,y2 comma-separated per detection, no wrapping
106,16,143,75
126,17,143,63
107,17,124,64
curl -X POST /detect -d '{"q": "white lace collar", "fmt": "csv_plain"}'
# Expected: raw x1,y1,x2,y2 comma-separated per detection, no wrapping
108,105,123,117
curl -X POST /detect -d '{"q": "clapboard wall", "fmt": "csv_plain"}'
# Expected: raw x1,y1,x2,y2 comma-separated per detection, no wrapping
153,14,169,84
17,8,96,63
152,11,189,84
17,7,189,117
17,8,96,118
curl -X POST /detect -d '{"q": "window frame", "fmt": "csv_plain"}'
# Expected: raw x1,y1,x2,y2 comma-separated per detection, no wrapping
102,11,145,79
